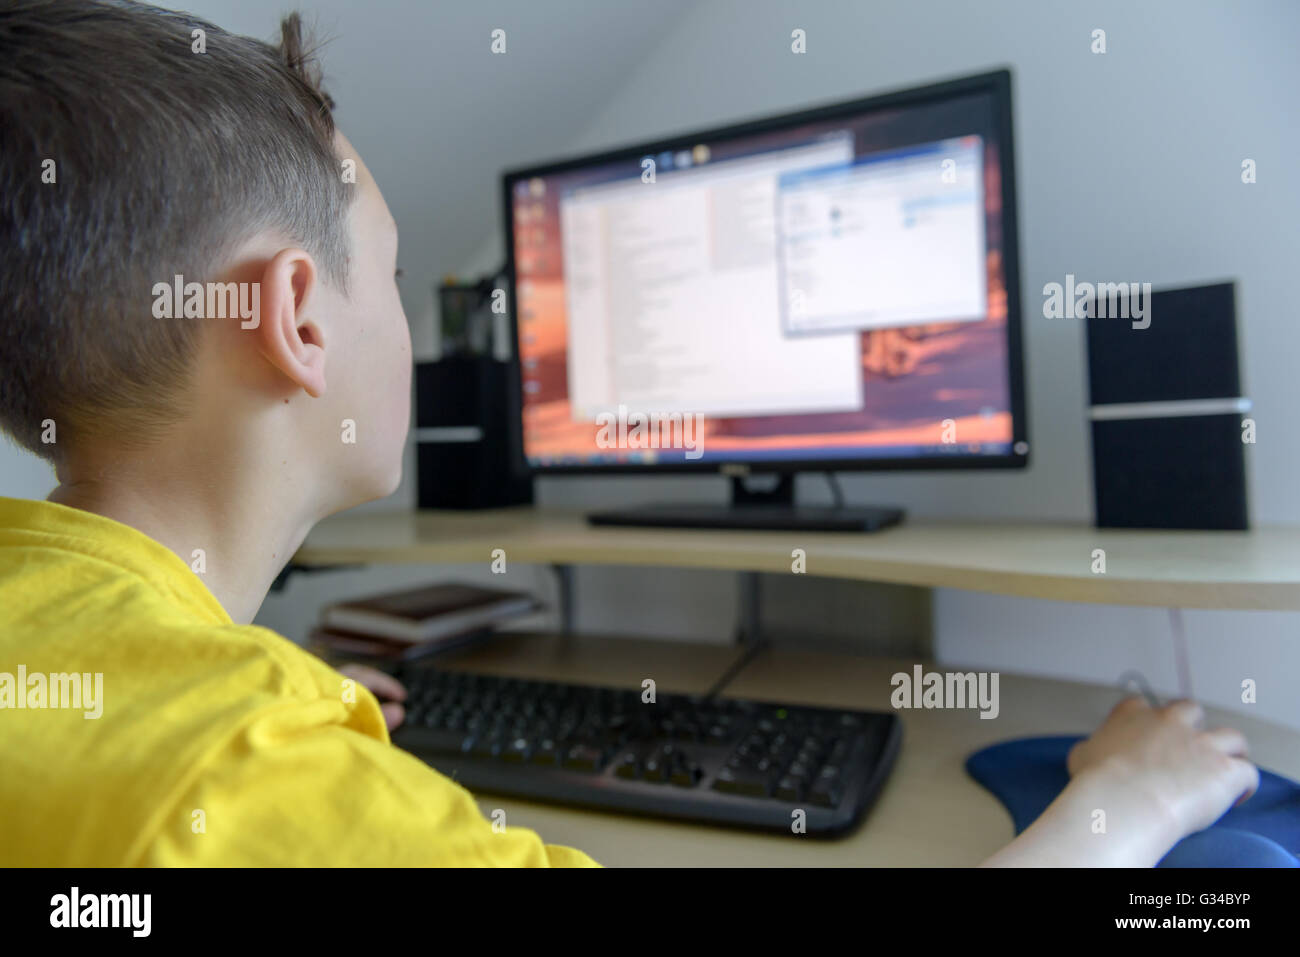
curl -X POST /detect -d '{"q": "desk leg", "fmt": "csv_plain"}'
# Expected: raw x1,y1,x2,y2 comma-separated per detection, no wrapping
552,563,575,637
737,570,762,645
704,571,767,697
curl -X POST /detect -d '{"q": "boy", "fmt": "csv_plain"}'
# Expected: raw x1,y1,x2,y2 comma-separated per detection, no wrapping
0,0,1258,866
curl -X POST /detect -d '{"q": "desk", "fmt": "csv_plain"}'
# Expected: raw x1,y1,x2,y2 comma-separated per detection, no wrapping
297,507,1300,610
293,509,1300,864
423,633,1300,867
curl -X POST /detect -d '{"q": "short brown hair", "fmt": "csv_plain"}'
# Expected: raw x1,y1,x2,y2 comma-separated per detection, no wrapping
0,0,353,463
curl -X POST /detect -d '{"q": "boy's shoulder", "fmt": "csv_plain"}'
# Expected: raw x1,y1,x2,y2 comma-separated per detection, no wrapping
0,498,384,865
0,496,344,705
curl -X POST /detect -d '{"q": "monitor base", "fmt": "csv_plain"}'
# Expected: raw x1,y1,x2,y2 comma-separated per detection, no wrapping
586,502,904,533
588,474,904,533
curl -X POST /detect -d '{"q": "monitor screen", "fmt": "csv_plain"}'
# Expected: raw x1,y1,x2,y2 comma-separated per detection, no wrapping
505,70,1025,473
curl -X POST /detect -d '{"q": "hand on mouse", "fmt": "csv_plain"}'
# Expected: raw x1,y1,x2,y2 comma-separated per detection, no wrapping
1066,696,1259,838
983,695,1258,867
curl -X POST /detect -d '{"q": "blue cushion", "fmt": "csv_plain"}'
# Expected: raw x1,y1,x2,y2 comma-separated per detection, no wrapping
966,735,1300,867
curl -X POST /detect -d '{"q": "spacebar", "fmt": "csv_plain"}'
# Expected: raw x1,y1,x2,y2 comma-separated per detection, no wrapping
394,727,469,754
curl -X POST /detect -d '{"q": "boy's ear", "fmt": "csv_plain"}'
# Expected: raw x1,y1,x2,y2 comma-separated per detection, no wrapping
256,247,327,398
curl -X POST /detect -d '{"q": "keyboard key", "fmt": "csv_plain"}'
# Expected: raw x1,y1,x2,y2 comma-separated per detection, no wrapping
809,767,843,807
642,745,674,783
712,768,741,794
397,728,467,754
468,734,505,759
502,737,533,763
614,751,641,780
562,745,605,772
713,767,775,798
774,776,803,802
670,762,703,788
531,739,560,766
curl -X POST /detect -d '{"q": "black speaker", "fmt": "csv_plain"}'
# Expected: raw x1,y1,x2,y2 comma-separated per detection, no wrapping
414,356,533,509
1085,281,1249,530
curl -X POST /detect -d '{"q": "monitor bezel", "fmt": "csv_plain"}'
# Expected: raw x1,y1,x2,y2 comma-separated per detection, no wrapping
501,67,1029,477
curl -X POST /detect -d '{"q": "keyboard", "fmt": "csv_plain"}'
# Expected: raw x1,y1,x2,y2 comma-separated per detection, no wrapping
391,666,902,836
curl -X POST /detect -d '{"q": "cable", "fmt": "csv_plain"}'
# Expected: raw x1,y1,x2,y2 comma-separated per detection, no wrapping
1168,606,1192,698
1116,669,1162,708
705,638,768,698
826,471,844,510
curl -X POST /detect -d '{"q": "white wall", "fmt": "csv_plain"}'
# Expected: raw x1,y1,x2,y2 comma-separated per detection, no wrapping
3,0,1297,731
458,0,1300,731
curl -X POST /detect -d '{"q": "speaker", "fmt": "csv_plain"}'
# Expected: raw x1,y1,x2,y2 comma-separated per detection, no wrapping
414,356,533,509
1085,281,1249,530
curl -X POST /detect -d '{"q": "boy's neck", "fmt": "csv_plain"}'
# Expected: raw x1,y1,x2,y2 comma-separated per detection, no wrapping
48,455,319,625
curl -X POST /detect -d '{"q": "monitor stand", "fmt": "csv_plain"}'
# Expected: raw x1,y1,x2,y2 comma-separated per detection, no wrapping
586,475,905,533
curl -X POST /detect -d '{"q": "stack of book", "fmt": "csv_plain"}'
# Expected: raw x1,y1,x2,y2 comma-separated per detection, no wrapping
308,581,540,664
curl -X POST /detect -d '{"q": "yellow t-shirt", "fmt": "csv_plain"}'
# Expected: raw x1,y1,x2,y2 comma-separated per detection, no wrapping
0,496,599,866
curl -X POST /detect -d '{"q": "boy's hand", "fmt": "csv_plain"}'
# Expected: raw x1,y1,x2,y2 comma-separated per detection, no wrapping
1067,696,1259,839
338,663,408,731
984,696,1259,867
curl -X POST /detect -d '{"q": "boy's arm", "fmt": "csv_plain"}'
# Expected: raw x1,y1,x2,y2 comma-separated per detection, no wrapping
135,716,601,867
981,697,1258,867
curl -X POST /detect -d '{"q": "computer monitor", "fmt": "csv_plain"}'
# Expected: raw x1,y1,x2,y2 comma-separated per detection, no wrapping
503,69,1027,531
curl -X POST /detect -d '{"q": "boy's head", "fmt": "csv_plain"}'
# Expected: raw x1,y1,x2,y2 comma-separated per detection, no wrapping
0,0,411,513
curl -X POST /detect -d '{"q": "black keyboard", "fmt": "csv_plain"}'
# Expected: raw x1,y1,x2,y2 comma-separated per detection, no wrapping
391,666,902,836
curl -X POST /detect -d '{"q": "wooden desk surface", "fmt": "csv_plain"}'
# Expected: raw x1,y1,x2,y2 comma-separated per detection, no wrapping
422,634,1300,867
297,507,1300,610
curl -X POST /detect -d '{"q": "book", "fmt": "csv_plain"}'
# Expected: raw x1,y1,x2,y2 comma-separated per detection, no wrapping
320,582,539,645
307,625,494,664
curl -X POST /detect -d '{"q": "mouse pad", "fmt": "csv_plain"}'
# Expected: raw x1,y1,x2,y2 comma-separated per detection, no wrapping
966,736,1300,867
